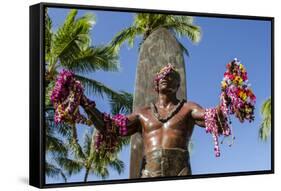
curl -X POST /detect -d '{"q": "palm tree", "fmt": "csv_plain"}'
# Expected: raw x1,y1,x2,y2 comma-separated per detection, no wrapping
110,13,201,54
57,129,125,182
45,9,132,181
45,9,132,112
45,108,70,182
259,97,271,141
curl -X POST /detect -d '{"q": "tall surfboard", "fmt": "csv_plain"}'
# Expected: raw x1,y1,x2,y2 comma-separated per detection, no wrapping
130,27,187,178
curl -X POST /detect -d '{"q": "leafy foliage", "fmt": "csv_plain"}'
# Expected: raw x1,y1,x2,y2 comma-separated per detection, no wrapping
259,97,271,141
110,13,201,55
44,9,133,182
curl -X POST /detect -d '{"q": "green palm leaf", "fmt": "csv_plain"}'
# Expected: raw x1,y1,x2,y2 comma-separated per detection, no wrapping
62,46,119,73
48,9,95,72
109,91,133,115
45,161,67,182
57,157,84,176
108,158,125,175
259,97,271,141
110,13,201,55
45,10,52,61
45,9,133,181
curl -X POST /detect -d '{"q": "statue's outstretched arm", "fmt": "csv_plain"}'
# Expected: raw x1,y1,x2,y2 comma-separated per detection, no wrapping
81,95,141,136
189,102,206,127
81,96,106,133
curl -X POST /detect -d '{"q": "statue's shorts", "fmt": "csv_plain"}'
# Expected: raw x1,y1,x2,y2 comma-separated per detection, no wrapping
141,148,191,178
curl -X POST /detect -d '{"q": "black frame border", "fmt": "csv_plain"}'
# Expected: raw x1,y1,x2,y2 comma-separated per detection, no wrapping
29,2,275,188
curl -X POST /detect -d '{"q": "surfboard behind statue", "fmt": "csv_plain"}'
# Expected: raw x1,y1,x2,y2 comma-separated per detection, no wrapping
130,27,187,178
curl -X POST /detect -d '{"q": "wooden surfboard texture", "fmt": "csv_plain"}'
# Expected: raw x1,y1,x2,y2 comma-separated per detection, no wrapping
129,27,187,178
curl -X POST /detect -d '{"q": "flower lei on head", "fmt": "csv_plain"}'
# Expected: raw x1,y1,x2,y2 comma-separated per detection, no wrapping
50,70,94,125
154,63,179,92
204,58,256,157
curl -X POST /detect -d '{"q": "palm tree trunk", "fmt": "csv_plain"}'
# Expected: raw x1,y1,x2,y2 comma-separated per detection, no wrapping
84,167,90,182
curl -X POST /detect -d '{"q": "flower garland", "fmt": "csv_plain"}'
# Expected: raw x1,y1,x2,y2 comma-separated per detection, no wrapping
94,113,129,153
154,63,179,92
221,58,256,122
50,70,129,154
50,70,93,125
204,58,256,157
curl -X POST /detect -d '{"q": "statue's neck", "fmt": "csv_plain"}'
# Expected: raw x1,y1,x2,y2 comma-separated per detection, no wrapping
157,93,179,109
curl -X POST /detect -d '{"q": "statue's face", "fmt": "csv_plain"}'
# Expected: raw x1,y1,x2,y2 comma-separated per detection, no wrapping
158,71,180,94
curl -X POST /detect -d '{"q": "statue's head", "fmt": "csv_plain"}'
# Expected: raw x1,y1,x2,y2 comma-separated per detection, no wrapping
154,63,181,94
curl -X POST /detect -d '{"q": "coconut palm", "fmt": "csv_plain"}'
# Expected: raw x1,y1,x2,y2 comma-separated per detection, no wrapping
45,108,70,182
45,9,132,181
45,9,132,112
110,13,201,54
57,129,125,182
259,97,271,141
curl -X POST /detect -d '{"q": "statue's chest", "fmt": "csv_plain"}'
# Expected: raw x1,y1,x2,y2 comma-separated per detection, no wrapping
140,111,188,133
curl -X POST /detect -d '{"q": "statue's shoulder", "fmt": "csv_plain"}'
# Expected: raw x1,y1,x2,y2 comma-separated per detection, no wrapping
183,100,201,110
134,105,151,114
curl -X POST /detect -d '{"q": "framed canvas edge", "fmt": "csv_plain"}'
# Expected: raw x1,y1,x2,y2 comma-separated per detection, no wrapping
29,2,275,189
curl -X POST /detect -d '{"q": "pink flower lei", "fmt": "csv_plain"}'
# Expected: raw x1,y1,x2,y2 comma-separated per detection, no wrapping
50,70,94,125
94,113,129,153
204,58,256,157
154,63,178,92
50,69,129,154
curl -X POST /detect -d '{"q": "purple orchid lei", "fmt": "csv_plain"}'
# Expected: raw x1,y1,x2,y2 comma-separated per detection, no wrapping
94,113,129,153
154,63,177,92
51,70,129,154
51,70,91,125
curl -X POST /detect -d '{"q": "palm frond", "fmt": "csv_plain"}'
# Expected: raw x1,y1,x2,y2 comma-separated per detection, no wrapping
109,91,133,115
110,26,143,52
82,131,93,157
259,97,271,141
49,10,95,72
74,74,119,98
75,74,133,115
45,9,52,61
68,124,86,160
62,46,119,73
45,80,55,107
46,133,68,156
57,157,84,176
45,107,72,138
109,13,201,58
45,161,67,182
164,16,201,43
108,158,124,174
90,160,109,179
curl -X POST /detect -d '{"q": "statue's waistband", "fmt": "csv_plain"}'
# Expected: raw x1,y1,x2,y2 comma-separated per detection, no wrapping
145,148,189,161
142,148,191,177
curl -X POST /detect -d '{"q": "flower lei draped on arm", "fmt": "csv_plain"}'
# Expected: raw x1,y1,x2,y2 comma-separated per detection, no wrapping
50,70,129,154
204,58,256,157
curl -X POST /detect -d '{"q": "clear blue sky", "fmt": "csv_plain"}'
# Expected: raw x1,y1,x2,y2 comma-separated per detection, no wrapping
46,7,272,184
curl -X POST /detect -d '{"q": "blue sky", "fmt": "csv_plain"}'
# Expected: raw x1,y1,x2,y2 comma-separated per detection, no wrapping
46,7,272,184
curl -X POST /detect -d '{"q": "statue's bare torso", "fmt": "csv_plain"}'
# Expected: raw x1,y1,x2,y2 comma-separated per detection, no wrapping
133,102,196,155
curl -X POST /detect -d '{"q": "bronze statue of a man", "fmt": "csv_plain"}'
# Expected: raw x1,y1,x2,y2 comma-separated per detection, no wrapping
82,64,224,178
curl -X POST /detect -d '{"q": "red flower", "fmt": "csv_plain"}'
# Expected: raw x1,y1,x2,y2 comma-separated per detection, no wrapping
228,74,234,80
242,72,248,81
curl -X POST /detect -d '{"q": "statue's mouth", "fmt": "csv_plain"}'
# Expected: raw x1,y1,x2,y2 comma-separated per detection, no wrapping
160,80,168,85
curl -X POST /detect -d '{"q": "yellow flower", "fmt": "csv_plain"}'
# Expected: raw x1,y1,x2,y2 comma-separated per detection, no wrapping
242,93,247,101
239,91,244,98
239,64,244,70
221,81,227,89
238,78,243,85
